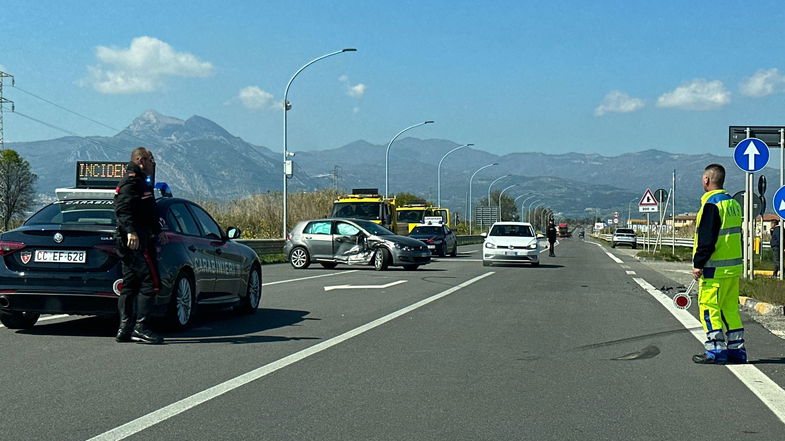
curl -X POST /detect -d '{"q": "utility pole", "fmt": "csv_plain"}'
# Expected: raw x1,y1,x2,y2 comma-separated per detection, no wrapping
332,165,342,191
0,71,16,151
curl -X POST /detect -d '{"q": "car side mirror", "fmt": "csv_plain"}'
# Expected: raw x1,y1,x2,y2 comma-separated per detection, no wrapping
481,232,487,237
227,227,242,239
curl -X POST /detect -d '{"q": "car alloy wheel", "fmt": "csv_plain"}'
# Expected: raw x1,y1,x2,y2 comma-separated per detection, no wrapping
170,273,195,328
374,248,390,271
289,247,310,269
237,266,261,314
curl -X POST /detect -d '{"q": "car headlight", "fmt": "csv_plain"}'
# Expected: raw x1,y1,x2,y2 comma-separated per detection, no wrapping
394,242,418,251
484,242,496,249
527,244,537,249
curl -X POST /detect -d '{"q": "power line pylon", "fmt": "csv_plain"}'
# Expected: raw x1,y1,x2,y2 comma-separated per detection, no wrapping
0,71,16,151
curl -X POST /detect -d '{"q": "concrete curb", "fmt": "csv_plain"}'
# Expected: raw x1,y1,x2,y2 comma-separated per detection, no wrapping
739,296,784,316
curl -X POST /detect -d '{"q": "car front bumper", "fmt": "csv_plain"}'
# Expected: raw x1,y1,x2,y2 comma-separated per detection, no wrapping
483,249,539,264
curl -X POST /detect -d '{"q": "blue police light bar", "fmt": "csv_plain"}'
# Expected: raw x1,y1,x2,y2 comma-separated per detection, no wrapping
155,182,172,198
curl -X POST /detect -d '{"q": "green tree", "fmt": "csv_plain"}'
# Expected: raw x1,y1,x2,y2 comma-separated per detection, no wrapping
394,192,429,207
0,150,37,231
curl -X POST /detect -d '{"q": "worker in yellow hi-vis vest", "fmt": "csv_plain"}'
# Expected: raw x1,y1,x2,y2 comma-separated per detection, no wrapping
692,164,745,364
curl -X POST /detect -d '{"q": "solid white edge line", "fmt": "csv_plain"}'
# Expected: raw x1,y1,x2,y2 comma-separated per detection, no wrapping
604,251,623,264
262,270,358,286
632,277,785,425
86,271,496,441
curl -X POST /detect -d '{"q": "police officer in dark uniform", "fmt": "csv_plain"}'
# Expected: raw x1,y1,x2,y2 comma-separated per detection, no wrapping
546,219,557,257
114,147,166,344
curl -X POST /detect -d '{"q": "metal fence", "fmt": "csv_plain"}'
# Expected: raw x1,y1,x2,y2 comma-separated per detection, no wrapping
595,234,770,248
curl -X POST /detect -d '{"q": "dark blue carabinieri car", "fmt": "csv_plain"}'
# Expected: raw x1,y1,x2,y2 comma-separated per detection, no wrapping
0,165,262,330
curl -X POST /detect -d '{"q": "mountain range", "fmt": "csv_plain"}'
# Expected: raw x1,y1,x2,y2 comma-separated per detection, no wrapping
7,110,753,219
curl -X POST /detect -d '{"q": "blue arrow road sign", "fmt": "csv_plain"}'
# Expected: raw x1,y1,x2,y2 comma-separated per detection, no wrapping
733,138,769,173
774,185,785,220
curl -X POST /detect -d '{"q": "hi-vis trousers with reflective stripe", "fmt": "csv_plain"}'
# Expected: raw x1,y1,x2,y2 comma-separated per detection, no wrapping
698,277,744,356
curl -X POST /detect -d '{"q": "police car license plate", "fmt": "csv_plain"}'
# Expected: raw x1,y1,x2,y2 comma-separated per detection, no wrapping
427,245,436,249
505,251,518,256
34,250,86,263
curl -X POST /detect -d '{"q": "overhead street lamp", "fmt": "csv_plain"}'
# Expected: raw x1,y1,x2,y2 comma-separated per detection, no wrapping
526,199,542,224
385,120,434,197
514,195,527,221
468,162,498,234
487,175,509,206
282,48,356,238
437,143,472,208
498,184,517,221
517,194,541,221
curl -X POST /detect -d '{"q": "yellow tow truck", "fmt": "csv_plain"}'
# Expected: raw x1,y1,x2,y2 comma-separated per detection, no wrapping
330,188,400,233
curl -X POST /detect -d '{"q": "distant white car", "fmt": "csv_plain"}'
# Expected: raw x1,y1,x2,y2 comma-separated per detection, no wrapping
612,228,637,249
482,222,540,267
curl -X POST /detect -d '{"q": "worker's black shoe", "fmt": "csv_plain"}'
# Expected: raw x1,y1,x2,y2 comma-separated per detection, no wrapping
115,327,133,343
132,327,163,345
692,353,726,364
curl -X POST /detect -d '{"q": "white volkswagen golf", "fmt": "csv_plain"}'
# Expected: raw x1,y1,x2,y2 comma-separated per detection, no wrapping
482,222,541,267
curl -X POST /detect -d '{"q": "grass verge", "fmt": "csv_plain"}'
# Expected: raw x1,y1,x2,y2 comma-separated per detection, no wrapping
259,253,287,265
740,278,785,305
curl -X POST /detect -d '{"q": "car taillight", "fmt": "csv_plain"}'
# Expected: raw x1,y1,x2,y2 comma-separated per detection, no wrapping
0,241,25,256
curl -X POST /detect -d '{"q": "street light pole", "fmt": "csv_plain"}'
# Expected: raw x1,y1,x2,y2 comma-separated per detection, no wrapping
283,48,356,238
468,163,498,234
437,143,472,208
487,175,509,207
514,195,527,221
385,120,434,198
527,199,542,224
498,184,517,221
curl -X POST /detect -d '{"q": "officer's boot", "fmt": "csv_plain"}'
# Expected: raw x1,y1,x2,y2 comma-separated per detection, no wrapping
116,292,134,343
132,294,163,345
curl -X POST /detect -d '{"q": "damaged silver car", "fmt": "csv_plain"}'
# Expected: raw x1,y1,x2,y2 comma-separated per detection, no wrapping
284,218,432,271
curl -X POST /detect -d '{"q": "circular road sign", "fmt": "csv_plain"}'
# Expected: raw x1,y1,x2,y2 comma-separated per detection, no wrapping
774,185,785,221
733,138,770,173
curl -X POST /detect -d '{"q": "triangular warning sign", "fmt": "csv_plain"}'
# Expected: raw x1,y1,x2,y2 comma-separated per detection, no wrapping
639,188,658,206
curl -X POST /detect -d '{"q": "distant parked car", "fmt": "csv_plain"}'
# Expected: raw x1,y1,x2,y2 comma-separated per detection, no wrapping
612,228,637,249
408,224,458,257
481,222,540,267
284,218,432,271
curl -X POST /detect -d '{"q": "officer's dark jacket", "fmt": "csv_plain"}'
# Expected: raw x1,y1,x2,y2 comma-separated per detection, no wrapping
546,225,557,242
114,161,161,241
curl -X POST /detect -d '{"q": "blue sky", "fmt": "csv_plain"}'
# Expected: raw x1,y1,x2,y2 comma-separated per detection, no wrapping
3,0,785,156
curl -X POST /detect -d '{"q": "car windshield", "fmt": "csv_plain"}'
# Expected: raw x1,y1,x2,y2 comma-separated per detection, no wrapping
489,224,534,237
331,202,380,220
398,210,425,223
353,220,394,236
25,200,117,226
410,226,441,235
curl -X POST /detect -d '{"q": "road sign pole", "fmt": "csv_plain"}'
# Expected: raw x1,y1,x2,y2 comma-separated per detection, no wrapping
646,213,650,252
780,129,784,280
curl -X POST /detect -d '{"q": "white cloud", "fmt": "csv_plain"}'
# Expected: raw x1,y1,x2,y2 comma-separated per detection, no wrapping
594,90,644,116
347,83,366,98
740,68,785,97
237,86,278,110
338,75,349,83
656,79,730,110
87,36,214,94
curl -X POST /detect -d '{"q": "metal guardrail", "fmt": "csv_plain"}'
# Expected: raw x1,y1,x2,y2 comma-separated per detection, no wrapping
595,234,771,248
237,235,485,257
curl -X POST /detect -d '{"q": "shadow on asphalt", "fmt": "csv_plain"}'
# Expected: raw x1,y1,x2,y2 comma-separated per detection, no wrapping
750,358,785,365
15,307,314,341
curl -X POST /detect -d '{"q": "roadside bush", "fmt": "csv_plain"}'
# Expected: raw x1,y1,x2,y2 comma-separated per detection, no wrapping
202,189,341,239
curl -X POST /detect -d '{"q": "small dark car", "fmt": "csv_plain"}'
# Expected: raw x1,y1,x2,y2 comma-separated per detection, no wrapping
0,194,262,330
284,218,431,270
408,224,458,257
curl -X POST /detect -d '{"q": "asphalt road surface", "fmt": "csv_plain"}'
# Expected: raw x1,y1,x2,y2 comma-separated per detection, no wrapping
2,238,785,440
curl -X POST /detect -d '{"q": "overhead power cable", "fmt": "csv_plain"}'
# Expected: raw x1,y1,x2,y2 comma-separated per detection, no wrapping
12,85,121,133
11,110,127,155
